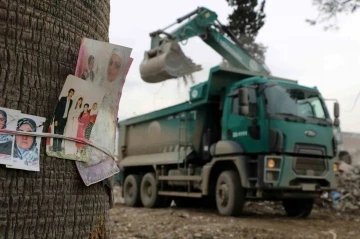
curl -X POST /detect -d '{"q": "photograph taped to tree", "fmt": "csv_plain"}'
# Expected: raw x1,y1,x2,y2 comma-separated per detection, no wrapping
6,114,45,172
0,107,20,165
75,38,132,158
74,38,132,174
76,57,133,186
46,75,105,162
80,57,133,167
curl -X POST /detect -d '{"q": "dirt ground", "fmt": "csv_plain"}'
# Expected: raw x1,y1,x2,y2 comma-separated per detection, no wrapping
109,186,360,239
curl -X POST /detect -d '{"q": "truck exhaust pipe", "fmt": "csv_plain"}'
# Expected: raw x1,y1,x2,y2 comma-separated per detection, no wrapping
139,40,202,83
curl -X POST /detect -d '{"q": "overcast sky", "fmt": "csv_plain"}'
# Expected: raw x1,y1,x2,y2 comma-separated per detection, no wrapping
109,0,360,133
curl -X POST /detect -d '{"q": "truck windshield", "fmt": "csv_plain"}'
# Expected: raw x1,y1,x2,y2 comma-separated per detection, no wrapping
263,84,329,122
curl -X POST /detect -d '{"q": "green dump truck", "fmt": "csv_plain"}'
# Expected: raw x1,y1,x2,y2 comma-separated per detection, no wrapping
117,7,341,217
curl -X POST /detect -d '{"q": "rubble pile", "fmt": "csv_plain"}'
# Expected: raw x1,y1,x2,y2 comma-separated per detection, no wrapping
318,162,360,213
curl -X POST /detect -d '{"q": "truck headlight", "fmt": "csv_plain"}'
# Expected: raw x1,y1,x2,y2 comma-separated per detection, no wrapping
266,157,281,168
264,156,282,183
267,159,275,168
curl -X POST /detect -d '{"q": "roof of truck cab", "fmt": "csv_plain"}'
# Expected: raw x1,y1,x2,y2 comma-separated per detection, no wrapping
235,76,320,93
215,65,298,84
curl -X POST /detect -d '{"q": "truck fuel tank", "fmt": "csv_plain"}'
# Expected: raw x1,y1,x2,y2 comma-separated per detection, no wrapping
139,39,202,83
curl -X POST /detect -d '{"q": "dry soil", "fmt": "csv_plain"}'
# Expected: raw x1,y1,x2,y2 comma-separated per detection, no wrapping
109,186,360,239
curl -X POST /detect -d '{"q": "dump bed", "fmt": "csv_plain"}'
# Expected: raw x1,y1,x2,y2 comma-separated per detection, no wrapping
121,106,197,155
118,101,213,166
117,66,297,167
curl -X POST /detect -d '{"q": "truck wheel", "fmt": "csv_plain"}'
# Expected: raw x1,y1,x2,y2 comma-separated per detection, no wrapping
123,174,142,207
282,198,314,218
140,172,162,208
215,170,245,216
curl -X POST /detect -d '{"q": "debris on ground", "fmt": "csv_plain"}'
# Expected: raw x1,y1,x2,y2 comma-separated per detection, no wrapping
110,152,360,238
318,162,360,213
110,185,360,239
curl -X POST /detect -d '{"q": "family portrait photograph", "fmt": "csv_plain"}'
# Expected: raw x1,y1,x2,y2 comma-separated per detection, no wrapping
6,114,45,172
74,38,132,165
0,107,20,165
46,75,105,162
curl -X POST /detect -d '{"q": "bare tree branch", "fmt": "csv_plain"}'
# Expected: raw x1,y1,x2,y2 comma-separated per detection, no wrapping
307,0,360,30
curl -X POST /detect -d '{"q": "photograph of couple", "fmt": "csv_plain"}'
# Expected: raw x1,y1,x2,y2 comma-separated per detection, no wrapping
46,75,105,162
74,38,132,166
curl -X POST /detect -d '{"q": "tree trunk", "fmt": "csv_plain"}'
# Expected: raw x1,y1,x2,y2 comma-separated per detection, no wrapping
0,1,112,238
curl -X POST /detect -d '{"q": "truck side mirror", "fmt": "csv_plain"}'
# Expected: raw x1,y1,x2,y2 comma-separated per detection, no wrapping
334,102,339,118
238,88,249,116
333,118,340,127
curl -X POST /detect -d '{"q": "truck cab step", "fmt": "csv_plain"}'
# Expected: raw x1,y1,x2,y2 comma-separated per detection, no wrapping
158,191,202,198
158,175,202,181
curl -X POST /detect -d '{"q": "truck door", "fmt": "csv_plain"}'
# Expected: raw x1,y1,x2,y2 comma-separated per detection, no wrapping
226,87,263,153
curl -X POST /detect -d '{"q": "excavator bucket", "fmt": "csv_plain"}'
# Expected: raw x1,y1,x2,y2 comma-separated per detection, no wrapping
139,40,202,83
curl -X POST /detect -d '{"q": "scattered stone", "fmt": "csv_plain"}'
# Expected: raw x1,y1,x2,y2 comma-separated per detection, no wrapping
318,162,360,213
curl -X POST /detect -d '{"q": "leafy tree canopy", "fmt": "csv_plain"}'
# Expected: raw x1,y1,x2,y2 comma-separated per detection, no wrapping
225,0,267,64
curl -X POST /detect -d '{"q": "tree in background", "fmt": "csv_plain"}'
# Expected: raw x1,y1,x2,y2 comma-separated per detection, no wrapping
225,0,267,64
307,0,360,30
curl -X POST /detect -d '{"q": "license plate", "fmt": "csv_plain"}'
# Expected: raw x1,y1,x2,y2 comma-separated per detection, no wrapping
302,183,316,191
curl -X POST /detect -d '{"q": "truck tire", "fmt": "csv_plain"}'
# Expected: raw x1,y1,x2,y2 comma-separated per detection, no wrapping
282,198,314,218
123,174,142,207
140,172,162,208
215,170,245,216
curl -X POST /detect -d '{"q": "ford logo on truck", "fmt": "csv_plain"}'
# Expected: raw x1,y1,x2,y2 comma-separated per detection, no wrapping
304,130,316,137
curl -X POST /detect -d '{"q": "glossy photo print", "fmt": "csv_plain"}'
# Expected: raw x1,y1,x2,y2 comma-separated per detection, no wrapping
0,107,20,165
46,74,105,162
74,38,132,164
82,57,133,166
6,114,45,172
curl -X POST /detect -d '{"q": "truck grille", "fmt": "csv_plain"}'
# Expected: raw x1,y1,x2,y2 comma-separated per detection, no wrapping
294,157,326,176
293,144,327,176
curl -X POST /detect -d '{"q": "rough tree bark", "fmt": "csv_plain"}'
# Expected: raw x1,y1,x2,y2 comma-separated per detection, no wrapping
0,1,112,238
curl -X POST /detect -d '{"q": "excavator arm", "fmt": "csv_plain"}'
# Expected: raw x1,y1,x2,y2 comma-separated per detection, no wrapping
140,7,271,83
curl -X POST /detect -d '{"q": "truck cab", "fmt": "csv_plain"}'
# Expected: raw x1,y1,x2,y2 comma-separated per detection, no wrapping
210,72,338,189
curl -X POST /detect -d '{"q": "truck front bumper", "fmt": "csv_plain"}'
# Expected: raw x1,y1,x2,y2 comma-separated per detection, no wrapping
260,155,339,193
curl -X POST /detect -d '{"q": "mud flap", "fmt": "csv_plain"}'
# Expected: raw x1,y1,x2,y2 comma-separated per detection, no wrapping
139,39,202,83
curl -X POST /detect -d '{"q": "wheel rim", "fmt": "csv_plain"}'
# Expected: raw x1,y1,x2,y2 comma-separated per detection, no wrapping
125,182,134,198
143,180,152,198
217,182,229,207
